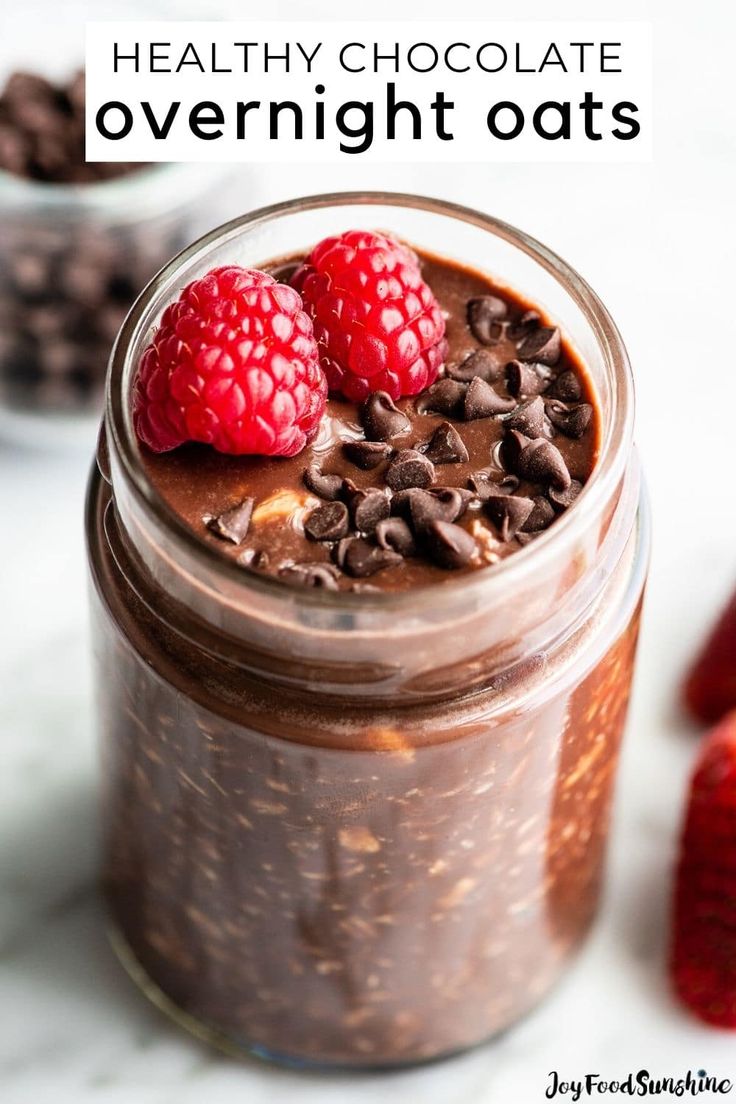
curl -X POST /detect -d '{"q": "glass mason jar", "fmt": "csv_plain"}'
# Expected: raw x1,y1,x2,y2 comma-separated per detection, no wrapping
86,193,649,1069
0,162,226,449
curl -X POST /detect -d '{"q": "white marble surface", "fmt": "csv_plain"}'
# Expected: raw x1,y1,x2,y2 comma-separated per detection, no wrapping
1,0,736,1100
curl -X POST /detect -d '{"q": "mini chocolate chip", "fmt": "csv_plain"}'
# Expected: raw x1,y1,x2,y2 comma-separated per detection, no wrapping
393,484,472,524
11,253,51,297
333,537,352,569
279,562,340,590
498,475,521,494
432,486,476,518
468,470,520,500
349,489,391,534
467,295,507,343
409,487,466,532
514,438,571,490
447,348,505,384
360,390,410,441
340,537,402,578
485,494,535,542
390,488,419,521
549,369,582,402
464,376,516,419
506,360,552,398
500,429,531,473
549,479,583,512
385,449,435,491
389,488,414,518
375,517,416,557
521,495,556,533
39,341,77,377
504,396,547,438
63,259,106,308
343,440,394,470
423,421,469,464
304,501,349,542
467,470,492,498
545,400,593,439
303,465,343,501
416,378,467,416
507,310,540,340
424,520,477,569
205,498,254,544
0,124,28,176
517,325,561,366
238,548,269,569
340,477,360,500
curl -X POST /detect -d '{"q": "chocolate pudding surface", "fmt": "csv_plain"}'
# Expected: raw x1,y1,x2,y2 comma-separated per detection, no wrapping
140,249,600,592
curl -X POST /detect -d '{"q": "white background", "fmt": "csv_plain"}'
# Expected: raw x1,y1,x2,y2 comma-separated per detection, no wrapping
1,0,735,1102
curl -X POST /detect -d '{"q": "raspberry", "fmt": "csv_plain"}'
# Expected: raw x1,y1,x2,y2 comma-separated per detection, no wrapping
133,266,326,456
292,230,446,402
683,586,736,725
670,711,736,1027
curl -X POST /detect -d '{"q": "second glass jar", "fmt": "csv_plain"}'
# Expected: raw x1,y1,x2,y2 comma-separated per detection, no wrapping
0,162,225,447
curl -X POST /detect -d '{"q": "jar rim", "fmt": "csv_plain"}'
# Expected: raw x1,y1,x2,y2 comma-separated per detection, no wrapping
106,190,635,614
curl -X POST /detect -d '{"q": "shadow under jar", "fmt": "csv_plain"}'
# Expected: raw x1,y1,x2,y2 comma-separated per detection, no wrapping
86,193,649,1068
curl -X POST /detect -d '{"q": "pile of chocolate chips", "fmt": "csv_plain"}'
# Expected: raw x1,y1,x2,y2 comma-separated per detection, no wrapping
0,71,140,183
0,218,189,413
204,299,595,592
0,71,191,414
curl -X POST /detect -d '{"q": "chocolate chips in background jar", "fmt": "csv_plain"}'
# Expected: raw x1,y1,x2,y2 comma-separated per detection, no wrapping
0,71,142,185
0,215,192,421
0,70,229,442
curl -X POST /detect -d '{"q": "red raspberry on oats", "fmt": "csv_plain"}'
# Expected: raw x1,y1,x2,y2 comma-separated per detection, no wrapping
683,586,736,725
133,265,326,456
292,230,446,402
671,710,736,1027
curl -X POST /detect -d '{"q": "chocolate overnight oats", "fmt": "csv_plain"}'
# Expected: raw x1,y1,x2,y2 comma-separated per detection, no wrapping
87,194,648,1067
140,250,598,591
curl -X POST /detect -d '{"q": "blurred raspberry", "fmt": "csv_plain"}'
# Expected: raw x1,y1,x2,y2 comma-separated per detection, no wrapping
671,710,736,1027
683,586,736,725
